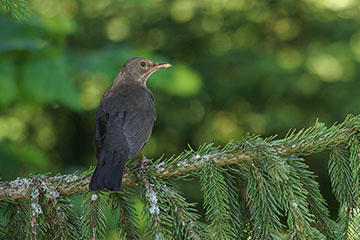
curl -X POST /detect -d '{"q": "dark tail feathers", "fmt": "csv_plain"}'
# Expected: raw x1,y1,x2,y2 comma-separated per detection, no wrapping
89,152,126,191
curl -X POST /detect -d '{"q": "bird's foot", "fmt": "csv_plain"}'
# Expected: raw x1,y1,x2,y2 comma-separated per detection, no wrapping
140,152,151,165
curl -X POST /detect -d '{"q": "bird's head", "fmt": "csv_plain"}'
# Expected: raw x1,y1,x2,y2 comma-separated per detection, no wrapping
122,57,172,86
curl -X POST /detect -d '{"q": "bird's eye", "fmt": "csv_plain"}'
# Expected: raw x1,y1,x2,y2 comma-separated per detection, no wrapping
140,61,147,67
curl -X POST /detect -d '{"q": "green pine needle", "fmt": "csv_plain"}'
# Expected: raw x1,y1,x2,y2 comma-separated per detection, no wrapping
109,190,140,240
80,192,107,240
200,159,233,239
2,0,31,21
0,114,360,239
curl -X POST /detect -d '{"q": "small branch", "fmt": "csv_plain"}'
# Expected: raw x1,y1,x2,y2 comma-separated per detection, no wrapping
0,117,358,201
0,155,249,201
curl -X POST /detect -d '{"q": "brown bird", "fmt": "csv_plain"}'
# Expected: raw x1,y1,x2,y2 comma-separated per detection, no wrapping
89,57,171,191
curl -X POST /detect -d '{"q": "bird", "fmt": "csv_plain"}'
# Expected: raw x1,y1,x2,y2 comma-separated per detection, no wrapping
89,57,172,191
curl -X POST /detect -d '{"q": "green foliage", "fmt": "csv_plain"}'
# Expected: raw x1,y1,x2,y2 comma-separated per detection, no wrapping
163,182,204,239
200,159,233,239
80,192,107,240
23,51,82,110
329,136,360,239
0,115,359,239
152,64,203,97
2,0,360,239
2,177,80,240
0,60,16,107
2,0,360,191
139,168,172,239
224,170,252,239
4,200,28,239
139,162,203,239
299,162,337,239
280,157,325,239
1,0,30,21
274,116,358,156
246,161,283,239
109,191,140,239
39,183,80,240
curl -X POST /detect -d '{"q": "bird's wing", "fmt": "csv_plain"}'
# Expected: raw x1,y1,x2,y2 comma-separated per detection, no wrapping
93,109,108,160
122,104,156,158
94,88,156,160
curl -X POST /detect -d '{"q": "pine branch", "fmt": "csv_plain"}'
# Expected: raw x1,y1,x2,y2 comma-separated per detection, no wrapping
1,115,358,202
224,169,252,239
163,184,204,239
4,201,28,239
200,159,233,239
25,177,46,240
167,189,204,240
329,136,360,239
0,223,4,240
0,115,359,239
246,161,283,239
109,190,140,239
280,156,325,239
1,0,30,21
0,170,91,201
80,192,107,240
0,204,5,239
41,194,80,239
293,157,337,239
139,160,204,239
274,115,358,156
140,163,174,239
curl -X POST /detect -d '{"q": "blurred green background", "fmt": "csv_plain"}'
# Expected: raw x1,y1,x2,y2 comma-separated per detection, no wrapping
1,0,360,237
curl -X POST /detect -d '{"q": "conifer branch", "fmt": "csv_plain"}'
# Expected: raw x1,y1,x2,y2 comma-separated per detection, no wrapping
1,0,30,21
4,201,28,239
246,161,283,239
280,157,325,239
165,186,204,239
0,115,358,201
0,115,359,239
224,170,252,239
80,192,107,240
140,162,173,239
109,191,140,239
200,159,233,239
328,136,360,239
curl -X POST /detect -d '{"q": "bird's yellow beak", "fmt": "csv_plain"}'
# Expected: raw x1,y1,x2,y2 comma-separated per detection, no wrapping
154,62,172,69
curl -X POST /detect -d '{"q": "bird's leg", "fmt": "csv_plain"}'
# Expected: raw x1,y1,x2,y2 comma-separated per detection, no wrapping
140,152,151,165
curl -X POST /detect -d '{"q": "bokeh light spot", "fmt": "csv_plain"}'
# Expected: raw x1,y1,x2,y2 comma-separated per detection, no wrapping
106,16,129,42
350,32,360,61
80,74,111,110
0,117,26,142
306,53,344,82
276,47,303,70
81,0,112,17
307,0,356,10
247,114,267,134
212,112,241,141
170,0,195,22
36,125,56,150
169,64,203,96
273,18,301,41
32,0,61,18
